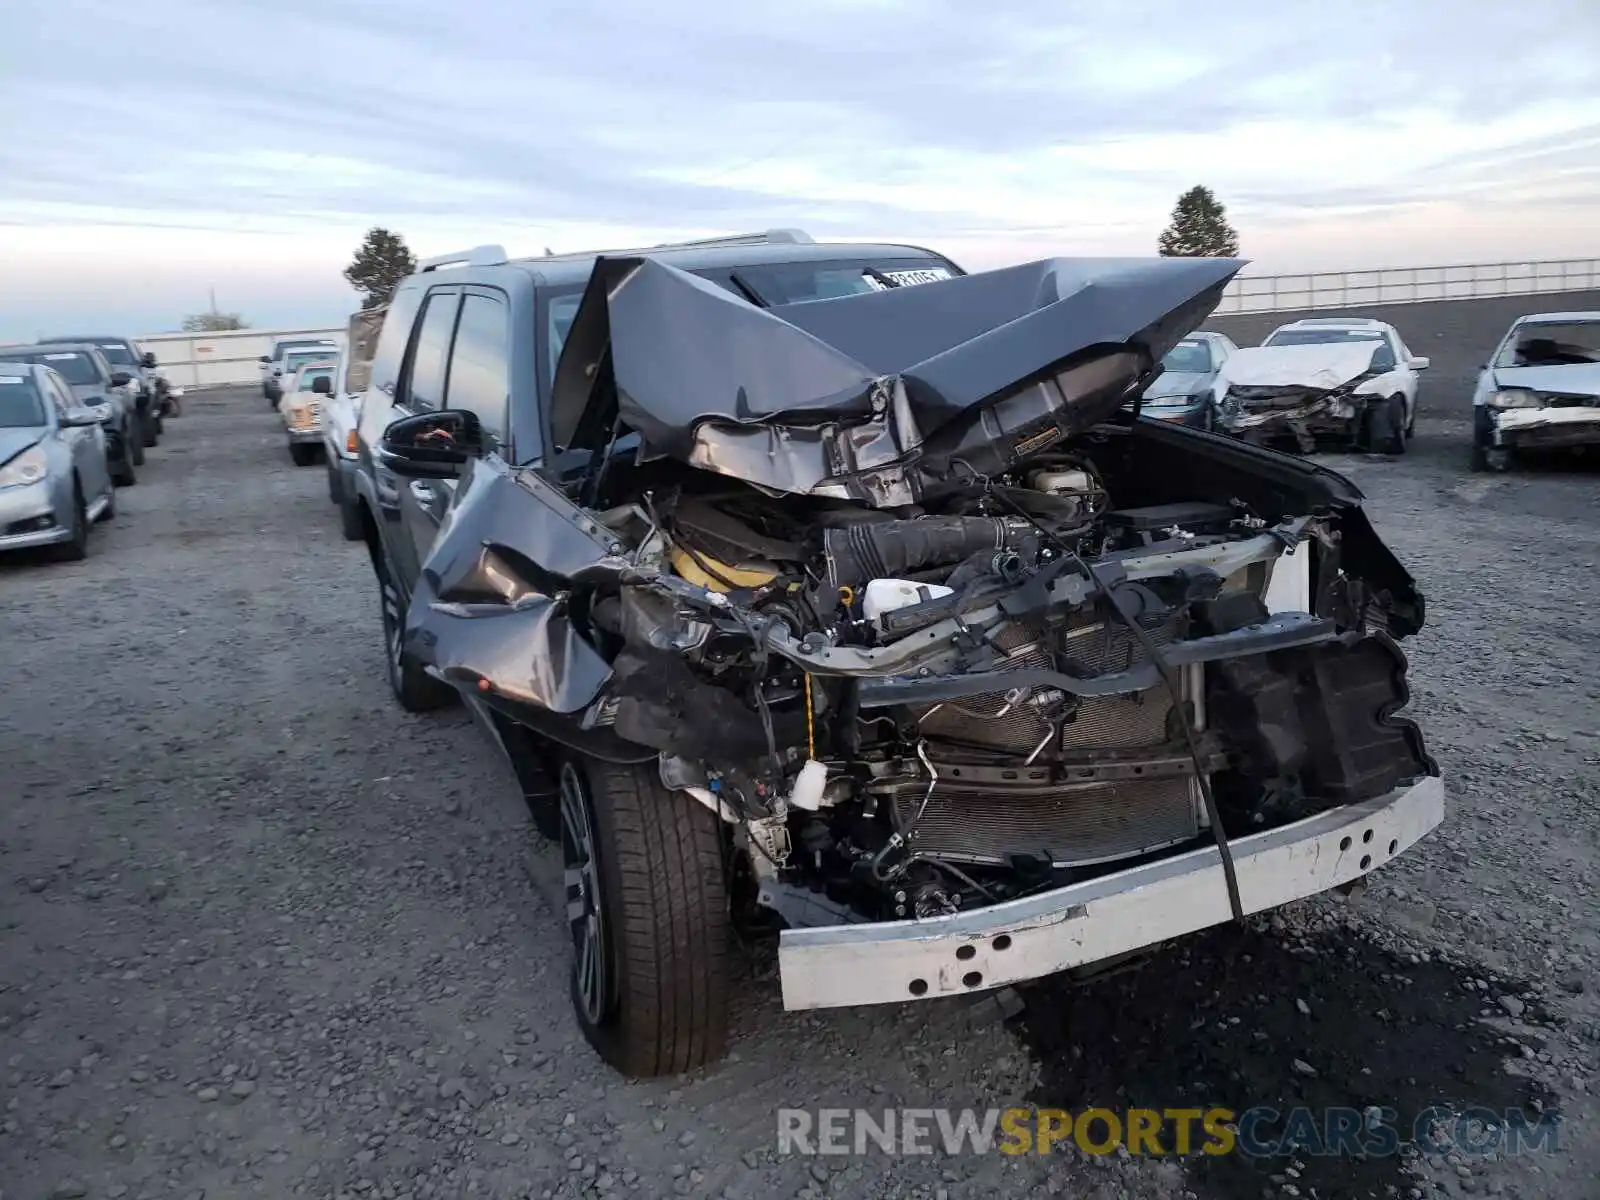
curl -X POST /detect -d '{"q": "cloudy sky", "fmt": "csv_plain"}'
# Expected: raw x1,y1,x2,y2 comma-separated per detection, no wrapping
2,0,1598,338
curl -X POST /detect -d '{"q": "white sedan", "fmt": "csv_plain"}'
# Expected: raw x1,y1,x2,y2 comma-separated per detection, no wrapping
1470,311,1600,471
1260,317,1430,445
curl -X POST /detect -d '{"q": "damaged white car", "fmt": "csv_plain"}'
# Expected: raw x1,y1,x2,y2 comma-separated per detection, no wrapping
1472,311,1600,471
1215,318,1427,454
361,251,1444,1077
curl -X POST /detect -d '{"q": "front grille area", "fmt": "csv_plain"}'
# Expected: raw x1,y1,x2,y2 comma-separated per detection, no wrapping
913,617,1180,754
900,614,1200,866
890,771,1200,867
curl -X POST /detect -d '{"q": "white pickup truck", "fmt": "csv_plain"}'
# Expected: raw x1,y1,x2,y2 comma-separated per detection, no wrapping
260,337,342,407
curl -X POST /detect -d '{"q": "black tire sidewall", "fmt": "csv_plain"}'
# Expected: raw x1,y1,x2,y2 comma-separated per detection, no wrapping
376,544,453,711
57,482,89,560
339,496,364,542
568,759,729,1077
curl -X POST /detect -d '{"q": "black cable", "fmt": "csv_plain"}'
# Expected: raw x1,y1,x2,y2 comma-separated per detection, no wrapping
1068,549,1244,922
959,462,1245,923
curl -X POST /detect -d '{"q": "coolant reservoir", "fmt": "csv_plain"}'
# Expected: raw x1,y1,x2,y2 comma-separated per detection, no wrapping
1027,467,1092,495
863,578,955,622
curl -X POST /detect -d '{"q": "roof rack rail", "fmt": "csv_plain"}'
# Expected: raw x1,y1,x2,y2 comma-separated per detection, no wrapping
417,244,509,272
648,229,814,249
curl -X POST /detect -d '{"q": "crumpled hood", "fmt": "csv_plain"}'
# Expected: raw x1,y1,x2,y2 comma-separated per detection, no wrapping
0,428,44,465
550,254,1245,464
1142,370,1211,401
1221,343,1379,391
1493,362,1600,397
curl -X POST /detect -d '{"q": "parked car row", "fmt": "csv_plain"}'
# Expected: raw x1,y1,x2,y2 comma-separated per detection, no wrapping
261,322,372,545
0,336,182,563
1135,317,1428,455
275,231,1442,1081
1139,307,1600,470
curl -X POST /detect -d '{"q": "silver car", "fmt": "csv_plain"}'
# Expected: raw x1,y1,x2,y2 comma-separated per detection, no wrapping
1135,331,1239,428
0,362,116,560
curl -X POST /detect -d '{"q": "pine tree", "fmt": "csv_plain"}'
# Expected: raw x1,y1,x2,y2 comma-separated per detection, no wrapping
181,311,247,332
343,227,417,310
1157,186,1241,258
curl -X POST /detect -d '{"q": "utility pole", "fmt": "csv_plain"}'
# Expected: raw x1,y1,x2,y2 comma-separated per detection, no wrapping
209,286,218,317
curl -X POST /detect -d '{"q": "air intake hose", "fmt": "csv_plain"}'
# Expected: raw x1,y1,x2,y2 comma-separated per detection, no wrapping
824,516,1034,590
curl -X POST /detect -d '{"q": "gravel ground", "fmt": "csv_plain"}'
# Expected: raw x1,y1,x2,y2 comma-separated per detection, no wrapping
2,386,1596,1200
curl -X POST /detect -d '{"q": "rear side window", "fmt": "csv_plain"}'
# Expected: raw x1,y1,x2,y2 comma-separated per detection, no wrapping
401,291,459,411
446,293,509,447
369,289,425,397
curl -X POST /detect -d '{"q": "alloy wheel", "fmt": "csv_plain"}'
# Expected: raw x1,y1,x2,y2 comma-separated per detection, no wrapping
560,762,609,1025
379,564,405,686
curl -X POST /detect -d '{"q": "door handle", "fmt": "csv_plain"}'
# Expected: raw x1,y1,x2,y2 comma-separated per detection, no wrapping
409,480,438,505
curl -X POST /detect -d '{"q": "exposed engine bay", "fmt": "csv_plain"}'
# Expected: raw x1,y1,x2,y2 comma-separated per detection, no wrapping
560,436,1432,929
399,254,1436,936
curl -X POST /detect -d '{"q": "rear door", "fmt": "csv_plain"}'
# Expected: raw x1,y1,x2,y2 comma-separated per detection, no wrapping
398,286,512,572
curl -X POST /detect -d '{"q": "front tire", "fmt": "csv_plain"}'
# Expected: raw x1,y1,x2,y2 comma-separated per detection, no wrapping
289,442,318,467
376,546,455,712
1374,395,1407,455
51,482,90,562
139,410,158,448
112,453,137,488
563,759,730,1077
338,495,363,542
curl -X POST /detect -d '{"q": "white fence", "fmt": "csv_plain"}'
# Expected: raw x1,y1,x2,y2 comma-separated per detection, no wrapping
136,258,1600,388
134,326,344,390
1213,258,1600,315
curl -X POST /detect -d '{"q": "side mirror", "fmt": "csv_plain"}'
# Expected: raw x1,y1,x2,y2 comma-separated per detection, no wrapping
378,409,483,478
259,355,271,364
109,371,132,387
1408,356,1430,370
61,407,102,428
140,352,157,368
310,376,333,395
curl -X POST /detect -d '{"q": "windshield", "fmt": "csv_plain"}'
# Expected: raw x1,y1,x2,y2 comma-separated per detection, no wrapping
94,343,137,367
0,374,48,427
1264,328,1385,348
1,350,102,386
547,293,584,386
736,257,957,305
542,256,962,387
285,351,335,373
41,351,102,385
296,366,335,391
1497,322,1600,368
1160,340,1212,374
276,340,336,362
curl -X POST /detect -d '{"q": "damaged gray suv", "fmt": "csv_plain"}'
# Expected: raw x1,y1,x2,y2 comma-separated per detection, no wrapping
349,232,1444,1078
